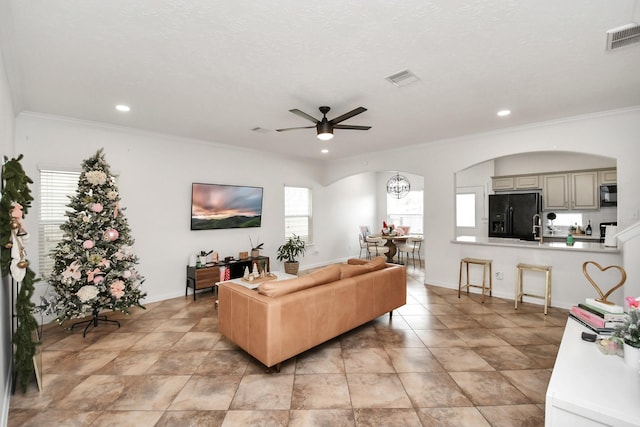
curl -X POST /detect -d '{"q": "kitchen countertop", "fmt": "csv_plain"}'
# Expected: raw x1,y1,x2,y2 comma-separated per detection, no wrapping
453,236,620,253
543,232,601,241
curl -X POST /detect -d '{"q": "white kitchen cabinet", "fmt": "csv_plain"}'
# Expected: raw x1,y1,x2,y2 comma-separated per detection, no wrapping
492,175,540,191
492,177,514,191
600,169,617,185
543,174,569,210
571,171,599,210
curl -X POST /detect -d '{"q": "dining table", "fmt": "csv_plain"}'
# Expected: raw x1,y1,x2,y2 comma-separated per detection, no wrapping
379,234,409,263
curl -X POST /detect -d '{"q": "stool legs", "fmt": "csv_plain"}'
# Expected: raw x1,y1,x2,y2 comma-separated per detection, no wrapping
515,264,552,315
458,258,492,303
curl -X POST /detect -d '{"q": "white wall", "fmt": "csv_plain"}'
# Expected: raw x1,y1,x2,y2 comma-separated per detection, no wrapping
324,107,640,308
0,45,15,426
494,152,616,176
14,113,377,308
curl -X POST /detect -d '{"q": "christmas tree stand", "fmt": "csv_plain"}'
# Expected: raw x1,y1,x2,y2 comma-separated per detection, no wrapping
70,309,120,337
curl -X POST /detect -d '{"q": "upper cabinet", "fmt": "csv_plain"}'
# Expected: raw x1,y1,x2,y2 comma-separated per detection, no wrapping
542,171,599,210
543,174,569,210
495,167,614,211
571,171,599,210
492,175,540,191
600,169,617,185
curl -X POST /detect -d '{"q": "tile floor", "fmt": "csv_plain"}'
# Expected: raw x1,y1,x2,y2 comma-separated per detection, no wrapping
8,268,568,426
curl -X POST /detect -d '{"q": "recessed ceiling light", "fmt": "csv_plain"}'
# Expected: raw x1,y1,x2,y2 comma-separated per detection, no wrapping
497,109,511,117
321,149,329,154
115,104,130,112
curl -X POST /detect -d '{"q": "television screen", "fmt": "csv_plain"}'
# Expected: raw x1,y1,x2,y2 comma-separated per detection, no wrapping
191,183,263,230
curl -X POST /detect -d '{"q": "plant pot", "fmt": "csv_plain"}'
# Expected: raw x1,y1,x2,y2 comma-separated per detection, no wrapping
284,261,299,275
251,250,260,258
623,341,640,371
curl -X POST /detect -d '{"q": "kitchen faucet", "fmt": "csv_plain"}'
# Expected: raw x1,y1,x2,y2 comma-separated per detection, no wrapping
532,214,543,243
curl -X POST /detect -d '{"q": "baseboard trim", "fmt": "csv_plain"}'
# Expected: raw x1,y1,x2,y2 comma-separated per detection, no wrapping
2,363,13,427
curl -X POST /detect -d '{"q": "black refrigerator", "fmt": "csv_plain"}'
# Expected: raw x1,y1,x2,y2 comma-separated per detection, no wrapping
488,193,541,240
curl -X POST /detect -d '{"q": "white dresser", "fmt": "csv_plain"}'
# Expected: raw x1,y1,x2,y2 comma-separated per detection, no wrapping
545,319,640,426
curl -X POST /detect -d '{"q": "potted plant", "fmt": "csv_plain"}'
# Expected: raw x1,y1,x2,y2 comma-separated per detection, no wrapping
276,234,306,275
614,296,640,368
250,236,263,258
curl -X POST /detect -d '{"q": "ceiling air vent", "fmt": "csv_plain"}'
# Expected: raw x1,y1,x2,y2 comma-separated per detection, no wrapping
606,22,640,50
385,69,420,87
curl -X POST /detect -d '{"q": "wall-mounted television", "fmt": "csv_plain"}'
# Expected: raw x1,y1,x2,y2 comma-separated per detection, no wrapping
191,183,263,230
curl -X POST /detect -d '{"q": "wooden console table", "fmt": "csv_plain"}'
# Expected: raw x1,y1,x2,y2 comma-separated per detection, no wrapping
545,318,640,426
186,256,269,300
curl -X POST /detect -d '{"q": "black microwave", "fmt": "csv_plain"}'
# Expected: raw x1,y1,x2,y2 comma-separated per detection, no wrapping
600,185,617,206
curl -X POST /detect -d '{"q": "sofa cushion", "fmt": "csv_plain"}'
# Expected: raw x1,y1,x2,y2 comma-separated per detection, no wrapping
258,264,341,297
340,256,387,279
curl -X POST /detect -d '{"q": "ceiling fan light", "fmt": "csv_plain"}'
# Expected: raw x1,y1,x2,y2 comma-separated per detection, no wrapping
317,121,333,140
317,132,333,141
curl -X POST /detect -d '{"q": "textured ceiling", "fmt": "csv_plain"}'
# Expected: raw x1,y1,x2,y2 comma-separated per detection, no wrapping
2,0,640,160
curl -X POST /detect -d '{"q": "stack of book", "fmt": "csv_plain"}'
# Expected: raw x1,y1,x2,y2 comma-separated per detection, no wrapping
569,298,626,335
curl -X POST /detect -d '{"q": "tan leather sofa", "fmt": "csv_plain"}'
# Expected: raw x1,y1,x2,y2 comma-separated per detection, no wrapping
217,257,406,369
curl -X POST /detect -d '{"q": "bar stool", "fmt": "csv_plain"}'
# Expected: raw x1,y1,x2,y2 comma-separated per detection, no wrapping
515,263,552,315
458,258,493,303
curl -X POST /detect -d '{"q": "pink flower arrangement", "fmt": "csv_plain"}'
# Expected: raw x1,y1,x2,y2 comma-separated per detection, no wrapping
626,296,640,309
82,240,94,249
91,203,103,213
61,261,82,281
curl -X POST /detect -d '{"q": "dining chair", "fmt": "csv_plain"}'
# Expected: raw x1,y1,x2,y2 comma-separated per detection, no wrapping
397,236,423,268
366,236,390,258
358,234,370,259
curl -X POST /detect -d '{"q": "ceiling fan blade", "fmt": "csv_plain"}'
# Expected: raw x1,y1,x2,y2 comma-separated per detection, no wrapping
289,109,319,123
276,126,316,132
333,124,372,130
329,107,367,124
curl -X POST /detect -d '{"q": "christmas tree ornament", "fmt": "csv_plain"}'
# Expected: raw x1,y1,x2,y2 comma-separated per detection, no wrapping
104,228,119,241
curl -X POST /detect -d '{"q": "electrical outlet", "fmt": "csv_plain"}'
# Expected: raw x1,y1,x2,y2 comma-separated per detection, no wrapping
495,271,504,280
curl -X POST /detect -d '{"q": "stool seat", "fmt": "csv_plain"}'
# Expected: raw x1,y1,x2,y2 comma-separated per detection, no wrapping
515,263,552,315
458,257,493,303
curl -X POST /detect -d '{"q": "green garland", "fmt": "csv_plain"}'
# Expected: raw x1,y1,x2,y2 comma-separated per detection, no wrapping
1,155,40,393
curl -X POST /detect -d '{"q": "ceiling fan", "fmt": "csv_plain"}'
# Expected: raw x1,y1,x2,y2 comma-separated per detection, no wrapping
276,106,371,140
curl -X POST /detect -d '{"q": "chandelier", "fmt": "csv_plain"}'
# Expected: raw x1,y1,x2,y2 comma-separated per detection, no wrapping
386,173,411,199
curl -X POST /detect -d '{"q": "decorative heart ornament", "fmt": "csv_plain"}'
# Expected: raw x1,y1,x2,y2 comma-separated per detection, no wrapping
582,261,627,305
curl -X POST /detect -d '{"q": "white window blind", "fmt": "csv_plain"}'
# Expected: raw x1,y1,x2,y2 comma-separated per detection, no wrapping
39,169,80,279
284,186,312,244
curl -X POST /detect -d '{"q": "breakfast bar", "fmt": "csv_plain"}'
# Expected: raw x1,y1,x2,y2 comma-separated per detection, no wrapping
452,235,623,310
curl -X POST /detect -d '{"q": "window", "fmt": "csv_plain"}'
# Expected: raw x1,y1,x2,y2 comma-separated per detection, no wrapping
39,169,80,278
387,190,423,234
456,193,476,227
284,186,312,244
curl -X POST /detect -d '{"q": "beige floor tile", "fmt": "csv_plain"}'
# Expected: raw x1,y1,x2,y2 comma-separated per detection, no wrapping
435,314,483,329
127,331,186,351
195,350,251,375
91,410,165,427
449,371,530,406
398,372,473,408
171,331,222,351
168,375,242,410
429,347,495,372
417,407,491,426
477,404,545,427
343,347,395,373
413,329,468,348
12,409,101,427
376,327,426,348
401,315,448,330
353,408,423,427
221,410,289,427
156,410,225,427
347,373,412,408
291,374,351,409
386,347,445,373
452,328,510,347
340,325,383,349
491,326,550,346
51,375,125,410
145,350,210,375
95,351,163,375
230,374,294,410
111,375,191,411
473,346,540,370
295,346,345,374
289,409,355,427
469,313,519,329
84,332,147,351
42,350,119,375
515,344,560,368
501,368,552,403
